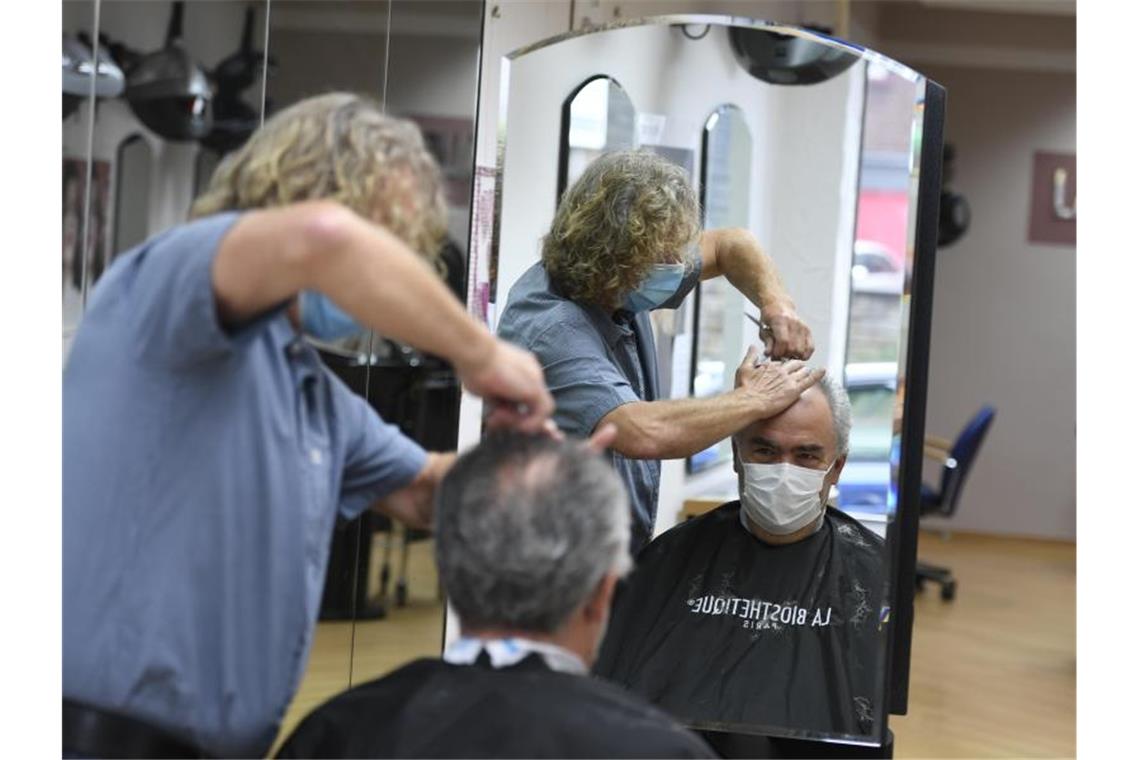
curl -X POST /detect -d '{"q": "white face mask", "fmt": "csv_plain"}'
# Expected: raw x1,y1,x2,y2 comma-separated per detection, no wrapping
740,461,833,536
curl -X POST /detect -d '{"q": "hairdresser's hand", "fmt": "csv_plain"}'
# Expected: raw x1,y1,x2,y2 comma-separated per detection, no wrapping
373,452,456,529
762,301,814,360
461,338,554,434
735,345,825,419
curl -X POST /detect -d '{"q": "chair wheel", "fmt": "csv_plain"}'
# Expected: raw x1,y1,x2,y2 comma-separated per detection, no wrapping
396,581,408,607
941,580,957,601
915,577,926,592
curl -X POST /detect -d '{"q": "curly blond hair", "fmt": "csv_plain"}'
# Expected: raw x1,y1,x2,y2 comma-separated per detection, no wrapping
542,150,701,311
191,92,447,268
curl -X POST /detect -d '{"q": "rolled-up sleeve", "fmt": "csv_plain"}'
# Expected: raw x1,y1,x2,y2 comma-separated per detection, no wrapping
338,393,428,520
531,323,640,438
124,212,282,367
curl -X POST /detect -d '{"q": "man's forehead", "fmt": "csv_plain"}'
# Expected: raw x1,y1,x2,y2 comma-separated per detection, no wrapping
741,385,834,446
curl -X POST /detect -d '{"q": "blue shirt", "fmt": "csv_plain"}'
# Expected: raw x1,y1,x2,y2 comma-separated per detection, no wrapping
62,213,428,757
496,262,700,552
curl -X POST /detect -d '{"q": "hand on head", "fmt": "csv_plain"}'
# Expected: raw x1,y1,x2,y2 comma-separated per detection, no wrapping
735,345,826,419
462,338,555,434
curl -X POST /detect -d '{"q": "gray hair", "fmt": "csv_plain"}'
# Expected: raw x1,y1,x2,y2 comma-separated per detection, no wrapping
434,432,632,634
817,373,852,457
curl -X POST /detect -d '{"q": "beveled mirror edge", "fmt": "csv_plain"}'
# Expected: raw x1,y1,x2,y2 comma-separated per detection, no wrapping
504,14,922,84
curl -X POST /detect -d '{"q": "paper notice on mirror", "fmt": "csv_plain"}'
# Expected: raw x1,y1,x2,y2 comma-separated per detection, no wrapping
468,165,497,329
637,113,667,146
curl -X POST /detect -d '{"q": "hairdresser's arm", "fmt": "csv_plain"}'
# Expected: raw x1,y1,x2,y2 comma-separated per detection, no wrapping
598,347,825,461
211,201,553,430
699,228,814,359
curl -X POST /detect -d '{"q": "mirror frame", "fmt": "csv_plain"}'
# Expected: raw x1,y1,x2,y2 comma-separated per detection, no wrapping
476,14,946,745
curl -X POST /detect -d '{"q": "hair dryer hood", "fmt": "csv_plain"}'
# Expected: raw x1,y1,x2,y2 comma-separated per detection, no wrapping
63,34,126,118
728,27,859,86
126,44,213,140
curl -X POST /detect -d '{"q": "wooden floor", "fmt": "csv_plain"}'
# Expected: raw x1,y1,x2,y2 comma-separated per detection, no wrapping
890,531,1075,758
273,530,1075,758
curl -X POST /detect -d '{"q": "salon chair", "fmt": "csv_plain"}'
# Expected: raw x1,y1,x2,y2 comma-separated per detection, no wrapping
316,344,459,620
917,405,996,601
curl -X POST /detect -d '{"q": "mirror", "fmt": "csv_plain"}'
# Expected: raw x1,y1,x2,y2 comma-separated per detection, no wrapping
462,16,941,747
559,76,637,198
341,0,482,691
62,0,100,356
113,135,154,253
262,0,391,745
688,104,751,474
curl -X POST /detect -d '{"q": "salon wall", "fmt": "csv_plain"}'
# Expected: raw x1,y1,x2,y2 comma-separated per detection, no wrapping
919,64,1075,541
869,4,1075,540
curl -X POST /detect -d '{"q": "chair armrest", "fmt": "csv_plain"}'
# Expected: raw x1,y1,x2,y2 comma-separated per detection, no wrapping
923,433,952,464
925,434,953,451
923,444,951,464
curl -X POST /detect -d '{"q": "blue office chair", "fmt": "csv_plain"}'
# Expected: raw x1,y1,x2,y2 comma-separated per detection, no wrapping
917,405,996,601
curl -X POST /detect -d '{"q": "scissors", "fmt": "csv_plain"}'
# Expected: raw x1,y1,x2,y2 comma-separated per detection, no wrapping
745,311,774,343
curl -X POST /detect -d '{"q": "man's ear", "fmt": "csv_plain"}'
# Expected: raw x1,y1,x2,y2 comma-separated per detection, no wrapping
831,453,848,483
583,573,620,625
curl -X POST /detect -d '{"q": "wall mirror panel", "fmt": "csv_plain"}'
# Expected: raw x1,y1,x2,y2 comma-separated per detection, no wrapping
689,104,750,474
337,0,483,693
462,15,943,748
262,0,391,745
62,0,101,355
63,0,271,359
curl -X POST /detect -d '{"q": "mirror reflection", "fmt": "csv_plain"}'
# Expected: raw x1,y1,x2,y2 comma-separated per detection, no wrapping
478,18,928,745
560,76,637,198
689,104,751,474
62,0,100,354
261,0,392,743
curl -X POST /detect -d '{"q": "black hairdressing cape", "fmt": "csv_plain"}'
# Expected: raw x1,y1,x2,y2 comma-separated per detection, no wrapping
594,503,888,739
276,652,717,758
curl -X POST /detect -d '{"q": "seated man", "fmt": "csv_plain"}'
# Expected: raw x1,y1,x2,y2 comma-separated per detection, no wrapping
277,432,716,758
594,372,887,738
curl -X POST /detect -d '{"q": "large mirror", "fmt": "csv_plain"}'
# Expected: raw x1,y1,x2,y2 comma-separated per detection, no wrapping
462,16,942,749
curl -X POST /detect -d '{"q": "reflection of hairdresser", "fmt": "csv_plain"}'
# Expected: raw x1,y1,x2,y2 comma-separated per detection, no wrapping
277,432,716,759
594,372,887,738
63,93,553,759
497,149,821,551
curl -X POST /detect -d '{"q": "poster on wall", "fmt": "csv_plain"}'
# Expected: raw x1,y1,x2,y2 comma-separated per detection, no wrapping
467,165,496,329
1028,151,1076,246
63,158,113,330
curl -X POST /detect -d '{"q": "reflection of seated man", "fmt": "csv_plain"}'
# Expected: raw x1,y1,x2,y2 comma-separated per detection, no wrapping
277,433,717,758
594,373,887,738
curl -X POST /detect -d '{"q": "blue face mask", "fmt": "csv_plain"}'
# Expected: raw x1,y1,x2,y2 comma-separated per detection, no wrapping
299,291,365,341
623,263,686,313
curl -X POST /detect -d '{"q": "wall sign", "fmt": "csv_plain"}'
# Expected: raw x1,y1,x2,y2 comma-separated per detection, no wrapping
1028,150,1075,246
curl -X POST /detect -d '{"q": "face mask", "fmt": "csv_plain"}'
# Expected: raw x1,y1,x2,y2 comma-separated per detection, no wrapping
623,263,685,313
299,291,364,341
740,461,833,536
